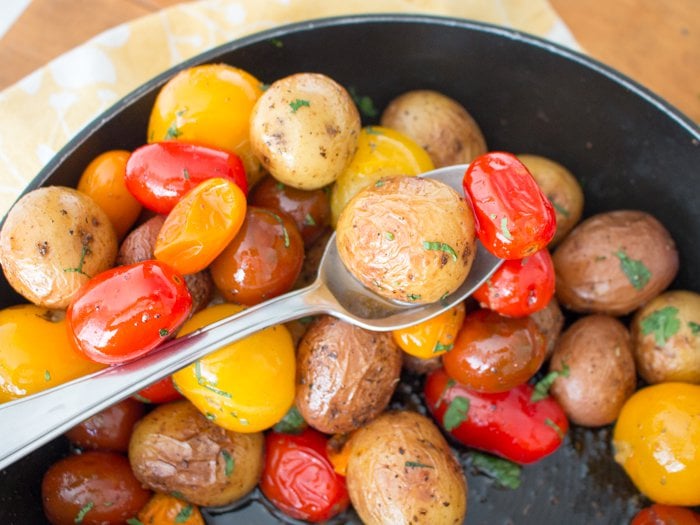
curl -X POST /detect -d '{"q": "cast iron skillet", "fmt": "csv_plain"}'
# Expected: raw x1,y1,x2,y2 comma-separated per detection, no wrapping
0,14,698,525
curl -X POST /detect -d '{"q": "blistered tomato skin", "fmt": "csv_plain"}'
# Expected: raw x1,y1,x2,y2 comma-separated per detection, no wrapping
463,151,556,259
424,368,568,464
392,302,466,359
66,260,192,364
154,177,247,275
125,141,248,214
261,428,350,523
473,249,555,317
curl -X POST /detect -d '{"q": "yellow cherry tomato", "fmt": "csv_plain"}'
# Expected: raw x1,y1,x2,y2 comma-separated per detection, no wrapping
137,493,205,525
330,125,434,225
148,64,264,186
0,305,105,402
613,382,700,506
77,150,141,239
154,178,246,275
392,302,466,359
172,303,295,432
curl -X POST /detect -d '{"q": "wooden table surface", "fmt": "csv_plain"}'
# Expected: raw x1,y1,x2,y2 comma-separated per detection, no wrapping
0,0,698,122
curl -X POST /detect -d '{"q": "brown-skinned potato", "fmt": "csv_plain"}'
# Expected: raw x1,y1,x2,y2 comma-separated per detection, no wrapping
550,315,636,427
346,411,467,525
296,315,402,434
631,290,700,384
128,400,264,507
380,89,487,167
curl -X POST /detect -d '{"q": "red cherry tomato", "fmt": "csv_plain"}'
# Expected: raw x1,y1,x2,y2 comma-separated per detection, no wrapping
135,376,182,404
64,398,145,452
67,261,192,364
462,151,555,259
125,141,247,214
631,504,700,525
473,249,555,317
260,428,350,523
424,368,568,464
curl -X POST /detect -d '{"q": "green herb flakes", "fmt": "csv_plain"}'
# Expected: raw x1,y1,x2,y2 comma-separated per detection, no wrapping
205,412,216,421
641,306,681,346
159,328,169,337
407,293,422,301
165,122,182,139
290,98,310,113
175,504,194,523
615,249,651,290
689,321,700,334
270,38,283,48
260,82,270,91
273,405,306,434
44,370,51,382
126,519,144,525
275,181,285,190
365,125,382,135
433,342,454,353
471,451,522,489
74,501,94,523
385,231,395,241
260,210,291,247
545,418,565,439
182,168,190,180
548,197,570,218
443,396,470,432
404,460,434,469
374,179,385,187
194,360,232,399
531,364,570,402
132,393,151,403
304,213,316,226
435,378,456,409
63,245,90,277
422,241,458,262
221,449,235,477
500,217,513,240
348,87,379,119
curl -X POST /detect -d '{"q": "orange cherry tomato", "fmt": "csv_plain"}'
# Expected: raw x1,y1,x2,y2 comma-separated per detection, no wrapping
631,504,700,525
392,302,466,359
154,177,246,275
77,150,141,239
137,493,205,525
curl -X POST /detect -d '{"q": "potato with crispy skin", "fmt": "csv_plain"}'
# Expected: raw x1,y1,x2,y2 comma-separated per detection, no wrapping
336,176,476,304
128,400,264,507
346,411,467,525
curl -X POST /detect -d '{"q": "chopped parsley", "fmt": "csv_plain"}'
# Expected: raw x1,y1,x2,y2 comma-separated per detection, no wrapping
175,504,194,523
221,449,235,477
443,396,470,432
275,181,285,190
500,217,513,240
132,393,151,403
365,126,383,135
348,87,379,118
304,213,316,226
433,342,454,353
205,412,216,421
407,293,422,301
159,328,169,337
689,321,700,334
290,98,310,113
63,245,90,277
374,179,385,188
273,405,306,434
270,38,283,48
385,231,395,241
260,82,270,91
195,360,232,398
126,519,144,525
44,370,51,382
405,460,434,469
435,378,456,410
615,249,651,290
422,241,458,262
74,501,94,523
470,452,522,489
531,364,570,402
545,418,565,439
165,122,182,139
183,168,190,180
640,306,680,346
548,197,570,218
260,210,290,247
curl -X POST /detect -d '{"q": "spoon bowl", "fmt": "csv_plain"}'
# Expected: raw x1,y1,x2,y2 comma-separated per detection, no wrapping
0,163,501,471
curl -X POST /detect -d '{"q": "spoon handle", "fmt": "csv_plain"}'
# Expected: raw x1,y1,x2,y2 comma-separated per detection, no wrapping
0,280,335,470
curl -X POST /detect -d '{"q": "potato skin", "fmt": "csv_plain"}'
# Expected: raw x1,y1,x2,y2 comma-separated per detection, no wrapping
380,89,486,167
346,411,467,525
631,290,700,384
529,297,565,360
0,186,117,308
517,154,584,246
336,176,476,304
553,210,678,315
296,315,402,434
249,73,360,190
550,315,636,427
128,400,264,507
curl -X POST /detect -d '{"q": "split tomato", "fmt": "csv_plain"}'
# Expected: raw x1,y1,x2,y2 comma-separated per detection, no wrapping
463,151,555,259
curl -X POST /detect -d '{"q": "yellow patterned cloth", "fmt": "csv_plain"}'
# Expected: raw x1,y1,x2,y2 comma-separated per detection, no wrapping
0,0,578,216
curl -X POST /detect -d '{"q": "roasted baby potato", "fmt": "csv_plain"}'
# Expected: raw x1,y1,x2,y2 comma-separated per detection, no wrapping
336,176,476,304
550,315,636,427
553,210,679,315
631,290,700,384
0,186,117,308
346,410,467,525
296,315,402,434
380,89,487,167
128,400,264,507
529,297,565,360
517,154,584,245
249,72,360,190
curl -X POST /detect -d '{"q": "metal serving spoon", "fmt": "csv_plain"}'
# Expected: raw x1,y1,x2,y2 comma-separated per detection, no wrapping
0,164,501,470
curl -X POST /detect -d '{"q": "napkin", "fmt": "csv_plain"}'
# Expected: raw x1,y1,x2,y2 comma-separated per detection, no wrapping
0,0,579,217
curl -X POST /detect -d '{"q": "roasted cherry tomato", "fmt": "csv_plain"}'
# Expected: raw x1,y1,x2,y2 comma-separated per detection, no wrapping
77,150,141,239
462,151,556,259
631,504,700,525
613,382,700,506
442,308,545,393
64,398,145,453
154,177,247,274
172,303,296,432
137,493,205,525
42,451,151,525
473,249,555,317
67,260,192,364
210,207,304,305
0,306,104,402
424,368,568,464
392,302,466,359
261,428,350,523
250,175,331,247
125,141,247,214
134,375,182,404
147,64,264,185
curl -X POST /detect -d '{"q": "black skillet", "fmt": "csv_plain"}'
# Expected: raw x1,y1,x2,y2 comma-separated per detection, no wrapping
0,13,698,525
